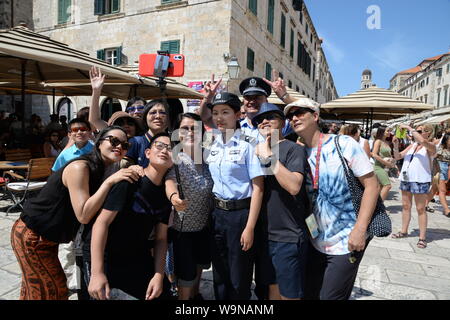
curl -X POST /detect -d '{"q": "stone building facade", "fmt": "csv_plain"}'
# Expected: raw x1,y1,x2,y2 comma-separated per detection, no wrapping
0,0,33,29
392,53,450,109
5,0,338,120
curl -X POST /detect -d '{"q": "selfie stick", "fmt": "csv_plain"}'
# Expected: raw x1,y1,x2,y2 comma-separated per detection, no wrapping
154,51,185,200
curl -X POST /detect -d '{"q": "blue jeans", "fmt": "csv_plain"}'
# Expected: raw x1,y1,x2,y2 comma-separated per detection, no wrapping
438,161,449,181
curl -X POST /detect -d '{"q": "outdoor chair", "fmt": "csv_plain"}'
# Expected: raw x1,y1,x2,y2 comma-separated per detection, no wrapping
5,148,32,162
3,157,54,215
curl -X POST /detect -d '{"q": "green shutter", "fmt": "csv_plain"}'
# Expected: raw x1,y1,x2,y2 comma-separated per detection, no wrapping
112,0,120,13
97,49,105,61
247,48,254,71
249,0,257,16
265,62,272,80
116,46,122,65
290,29,294,57
267,0,274,34
58,0,71,24
161,40,180,54
280,13,286,48
297,40,302,67
94,0,104,15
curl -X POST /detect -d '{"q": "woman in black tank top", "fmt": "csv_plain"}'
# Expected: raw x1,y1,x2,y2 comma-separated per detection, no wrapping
10,126,140,300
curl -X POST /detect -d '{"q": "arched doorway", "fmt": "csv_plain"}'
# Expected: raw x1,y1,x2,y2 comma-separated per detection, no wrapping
57,97,73,120
101,98,122,121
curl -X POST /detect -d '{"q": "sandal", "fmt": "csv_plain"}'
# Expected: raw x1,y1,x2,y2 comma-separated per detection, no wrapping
444,212,450,218
426,206,435,213
417,239,427,249
391,231,408,239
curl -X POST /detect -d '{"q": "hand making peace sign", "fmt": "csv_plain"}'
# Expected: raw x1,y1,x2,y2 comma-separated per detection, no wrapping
203,74,223,102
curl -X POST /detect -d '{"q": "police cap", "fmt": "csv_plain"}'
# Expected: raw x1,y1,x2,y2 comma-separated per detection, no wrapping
239,77,272,97
209,92,241,112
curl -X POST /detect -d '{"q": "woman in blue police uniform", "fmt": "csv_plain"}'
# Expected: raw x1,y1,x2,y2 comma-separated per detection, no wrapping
199,85,264,300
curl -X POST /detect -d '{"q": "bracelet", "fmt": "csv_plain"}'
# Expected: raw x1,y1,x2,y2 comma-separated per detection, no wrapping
280,92,289,101
169,192,178,203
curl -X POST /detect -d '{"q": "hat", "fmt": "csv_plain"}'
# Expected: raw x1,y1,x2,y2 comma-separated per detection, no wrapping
107,111,137,126
284,98,321,116
239,77,271,97
209,92,242,111
251,102,285,127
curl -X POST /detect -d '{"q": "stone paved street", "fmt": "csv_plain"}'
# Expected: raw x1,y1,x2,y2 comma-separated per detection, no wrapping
1,179,449,300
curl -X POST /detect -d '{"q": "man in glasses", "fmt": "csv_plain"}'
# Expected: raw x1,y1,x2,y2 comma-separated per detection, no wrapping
284,98,379,300
52,118,93,172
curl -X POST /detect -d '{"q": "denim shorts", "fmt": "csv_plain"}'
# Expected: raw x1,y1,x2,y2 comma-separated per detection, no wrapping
400,181,431,194
438,161,449,181
268,237,308,299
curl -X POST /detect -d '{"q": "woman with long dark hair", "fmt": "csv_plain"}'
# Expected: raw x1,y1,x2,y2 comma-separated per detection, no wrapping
10,126,139,300
371,126,395,201
436,133,450,217
43,129,63,158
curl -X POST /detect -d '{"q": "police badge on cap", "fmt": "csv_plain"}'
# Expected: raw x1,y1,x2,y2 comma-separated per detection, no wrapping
209,92,241,111
239,77,272,97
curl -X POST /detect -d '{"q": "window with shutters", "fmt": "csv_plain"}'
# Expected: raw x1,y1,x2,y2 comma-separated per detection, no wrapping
249,0,257,16
247,48,255,71
265,62,272,80
94,0,120,15
280,13,286,48
58,0,71,24
299,9,303,24
160,40,180,54
297,40,303,68
289,29,294,58
161,0,181,4
97,47,122,66
267,0,274,34
305,23,309,35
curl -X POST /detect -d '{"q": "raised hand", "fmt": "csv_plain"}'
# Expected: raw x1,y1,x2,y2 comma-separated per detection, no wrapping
90,66,106,92
263,69,287,99
203,74,223,102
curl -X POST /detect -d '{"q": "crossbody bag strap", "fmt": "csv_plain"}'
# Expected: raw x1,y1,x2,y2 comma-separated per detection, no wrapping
334,135,351,176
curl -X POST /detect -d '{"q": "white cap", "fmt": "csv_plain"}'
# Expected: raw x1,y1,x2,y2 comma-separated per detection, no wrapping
284,98,321,116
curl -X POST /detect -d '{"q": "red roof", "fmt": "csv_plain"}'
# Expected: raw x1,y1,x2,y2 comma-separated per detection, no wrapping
398,66,422,75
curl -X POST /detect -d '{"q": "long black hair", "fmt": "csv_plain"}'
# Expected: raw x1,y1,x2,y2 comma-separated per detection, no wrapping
375,125,387,141
441,133,450,150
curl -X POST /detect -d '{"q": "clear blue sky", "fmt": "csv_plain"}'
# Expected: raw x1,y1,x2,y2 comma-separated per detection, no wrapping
305,0,450,97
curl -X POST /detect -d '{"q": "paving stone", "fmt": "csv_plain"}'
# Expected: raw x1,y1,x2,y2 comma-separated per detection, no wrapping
387,248,450,267
359,279,437,300
360,255,425,275
0,248,17,268
369,238,414,252
436,292,450,300
357,265,390,283
0,269,21,297
411,243,450,258
387,270,450,293
421,264,450,281
363,245,391,259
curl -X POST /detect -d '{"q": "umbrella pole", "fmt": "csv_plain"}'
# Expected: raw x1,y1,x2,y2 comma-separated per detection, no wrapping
52,89,56,114
21,59,27,131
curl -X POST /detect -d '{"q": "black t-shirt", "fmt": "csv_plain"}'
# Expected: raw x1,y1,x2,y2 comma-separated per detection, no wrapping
262,140,310,243
101,176,171,265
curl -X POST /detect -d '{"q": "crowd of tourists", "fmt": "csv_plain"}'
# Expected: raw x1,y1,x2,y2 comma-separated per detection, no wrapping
7,67,450,301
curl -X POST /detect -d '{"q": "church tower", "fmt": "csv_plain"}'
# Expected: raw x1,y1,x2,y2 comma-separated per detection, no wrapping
361,69,373,89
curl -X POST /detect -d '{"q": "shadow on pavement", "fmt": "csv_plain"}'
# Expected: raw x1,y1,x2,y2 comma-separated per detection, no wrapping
409,228,450,243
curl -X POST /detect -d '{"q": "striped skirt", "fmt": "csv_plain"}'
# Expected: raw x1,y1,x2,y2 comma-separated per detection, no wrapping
10,218,68,300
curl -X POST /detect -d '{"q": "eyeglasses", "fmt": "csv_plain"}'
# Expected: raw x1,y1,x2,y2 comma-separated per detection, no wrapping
101,135,130,150
416,130,423,134
286,108,314,120
152,141,172,152
70,126,89,133
148,110,167,117
126,106,144,114
255,113,283,125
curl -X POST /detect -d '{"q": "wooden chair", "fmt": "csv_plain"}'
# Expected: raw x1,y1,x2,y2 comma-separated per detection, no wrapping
3,157,55,215
5,148,32,162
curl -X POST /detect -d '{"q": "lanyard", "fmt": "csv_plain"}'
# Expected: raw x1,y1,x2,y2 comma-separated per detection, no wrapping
311,133,324,190
144,132,152,144
406,144,421,171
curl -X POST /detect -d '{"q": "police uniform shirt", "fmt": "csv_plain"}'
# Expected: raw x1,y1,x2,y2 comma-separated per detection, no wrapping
206,129,264,201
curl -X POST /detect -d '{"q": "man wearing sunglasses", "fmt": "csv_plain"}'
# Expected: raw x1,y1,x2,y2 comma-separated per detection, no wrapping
284,98,379,300
52,118,94,172
126,97,147,119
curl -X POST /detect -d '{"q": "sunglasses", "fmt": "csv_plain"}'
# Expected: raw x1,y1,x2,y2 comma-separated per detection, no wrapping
255,113,284,125
101,135,130,150
148,110,167,117
416,130,423,134
126,106,144,114
115,118,136,127
244,95,263,101
286,108,315,120
153,140,172,152
70,126,89,133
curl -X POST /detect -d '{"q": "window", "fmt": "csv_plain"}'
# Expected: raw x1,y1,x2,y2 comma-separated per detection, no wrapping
289,29,294,58
297,40,303,68
444,87,449,106
310,33,313,43
426,77,429,85
436,68,443,77
161,0,180,3
249,0,257,16
305,23,309,35
160,40,180,54
247,48,255,71
288,80,292,88
424,94,428,103
280,13,286,48
447,64,450,74
299,8,303,24
437,89,441,107
58,0,71,24
94,0,120,15
101,98,122,121
312,64,315,82
267,0,274,34
265,62,272,80
97,47,122,66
